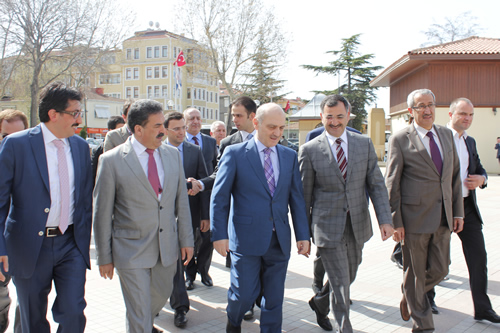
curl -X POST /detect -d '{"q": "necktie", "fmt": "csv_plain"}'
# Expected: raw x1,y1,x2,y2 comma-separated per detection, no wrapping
245,133,253,141
192,136,199,145
426,131,443,175
336,138,347,179
145,148,162,196
53,140,69,234
263,148,275,196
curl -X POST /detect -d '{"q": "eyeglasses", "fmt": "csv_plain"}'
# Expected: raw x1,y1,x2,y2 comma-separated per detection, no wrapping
57,110,83,119
166,126,186,132
412,103,435,111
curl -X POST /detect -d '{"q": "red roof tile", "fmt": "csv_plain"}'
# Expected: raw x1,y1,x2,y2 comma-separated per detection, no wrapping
410,36,500,55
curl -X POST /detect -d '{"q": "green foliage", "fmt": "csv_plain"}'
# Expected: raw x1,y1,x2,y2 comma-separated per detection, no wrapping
302,34,382,130
79,126,87,139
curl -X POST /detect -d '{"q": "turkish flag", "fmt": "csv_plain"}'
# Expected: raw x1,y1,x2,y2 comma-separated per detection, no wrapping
174,51,186,67
284,100,290,113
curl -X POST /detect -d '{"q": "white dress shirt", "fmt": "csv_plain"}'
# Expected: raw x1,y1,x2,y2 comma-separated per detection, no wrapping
413,123,443,159
447,124,470,197
41,123,75,228
325,130,349,163
131,136,165,199
255,138,279,186
240,130,256,142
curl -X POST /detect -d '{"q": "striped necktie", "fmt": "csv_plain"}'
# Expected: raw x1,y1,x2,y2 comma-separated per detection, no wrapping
336,138,347,179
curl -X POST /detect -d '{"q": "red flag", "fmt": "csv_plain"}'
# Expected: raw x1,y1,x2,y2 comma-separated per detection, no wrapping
284,100,290,113
174,51,186,67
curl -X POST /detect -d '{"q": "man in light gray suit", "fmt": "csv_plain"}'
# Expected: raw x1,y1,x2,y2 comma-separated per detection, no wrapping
103,99,133,152
299,95,393,333
93,100,194,333
385,89,464,333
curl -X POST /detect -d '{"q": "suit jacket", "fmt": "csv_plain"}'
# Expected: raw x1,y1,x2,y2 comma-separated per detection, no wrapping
299,131,392,247
200,133,217,175
103,125,130,152
180,142,210,229
385,124,464,233
0,125,93,278
210,139,310,258
93,138,193,269
465,135,487,222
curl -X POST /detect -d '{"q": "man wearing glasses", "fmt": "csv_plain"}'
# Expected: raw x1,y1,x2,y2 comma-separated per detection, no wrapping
0,82,93,332
385,89,463,333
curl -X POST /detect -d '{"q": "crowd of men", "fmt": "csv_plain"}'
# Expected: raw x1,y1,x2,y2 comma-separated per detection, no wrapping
0,82,498,333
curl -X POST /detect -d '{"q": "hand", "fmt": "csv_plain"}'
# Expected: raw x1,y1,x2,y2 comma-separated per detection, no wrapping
379,224,394,241
181,247,194,266
99,263,114,280
296,240,310,257
0,256,8,282
392,227,405,243
200,220,210,233
453,217,464,233
464,175,485,190
214,239,229,257
187,178,202,196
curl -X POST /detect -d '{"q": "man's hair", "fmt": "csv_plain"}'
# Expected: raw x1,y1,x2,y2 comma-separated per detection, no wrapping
0,109,28,130
123,99,134,118
449,97,473,114
231,96,257,116
164,111,184,128
255,103,284,123
107,116,125,130
183,107,200,119
407,89,435,109
320,94,351,113
127,99,164,134
210,120,225,133
38,81,83,123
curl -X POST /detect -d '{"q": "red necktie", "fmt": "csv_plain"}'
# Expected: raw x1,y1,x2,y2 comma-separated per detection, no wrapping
336,138,347,179
193,136,199,145
145,148,162,196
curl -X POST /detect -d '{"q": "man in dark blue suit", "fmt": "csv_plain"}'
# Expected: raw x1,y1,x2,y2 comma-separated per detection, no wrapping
211,103,310,333
0,82,92,333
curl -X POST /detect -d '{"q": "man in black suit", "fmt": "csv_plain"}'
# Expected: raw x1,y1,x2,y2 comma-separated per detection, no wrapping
164,111,210,328
182,108,218,289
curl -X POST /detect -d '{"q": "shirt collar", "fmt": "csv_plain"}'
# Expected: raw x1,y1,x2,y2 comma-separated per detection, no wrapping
325,128,348,145
240,129,256,140
131,135,150,155
446,122,468,140
186,131,201,142
413,122,437,137
40,122,68,146
166,140,183,152
254,137,277,154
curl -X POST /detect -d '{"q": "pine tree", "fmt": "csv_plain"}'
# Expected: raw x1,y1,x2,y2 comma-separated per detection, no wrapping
302,34,382,130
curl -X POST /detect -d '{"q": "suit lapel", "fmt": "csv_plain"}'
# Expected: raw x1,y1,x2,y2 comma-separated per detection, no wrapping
408,125,439,175
345,131,356,182
434,125,451,176
159,146,174,204
68,136,81,205
122,140,159,201
245,140,272,197
29,125,50,193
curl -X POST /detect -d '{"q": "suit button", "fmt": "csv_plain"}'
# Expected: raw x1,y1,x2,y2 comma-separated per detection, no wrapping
38,231,44,236
160,228,163,232
44,208,50,213
160,206,163,210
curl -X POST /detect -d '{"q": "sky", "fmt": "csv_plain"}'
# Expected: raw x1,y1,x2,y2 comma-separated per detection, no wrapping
124,0,500,114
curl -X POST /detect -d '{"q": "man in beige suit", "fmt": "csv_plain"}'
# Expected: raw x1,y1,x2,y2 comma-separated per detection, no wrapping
103,99,133,152
93,99,194,333
385,89,464,333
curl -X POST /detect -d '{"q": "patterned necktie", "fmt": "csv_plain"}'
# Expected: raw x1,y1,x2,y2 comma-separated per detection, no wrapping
245,133,253,141
53,140,69,234
426,131,443,175
192,136,199,145
145,148,162,196
336,138,347,179
263,147,275,196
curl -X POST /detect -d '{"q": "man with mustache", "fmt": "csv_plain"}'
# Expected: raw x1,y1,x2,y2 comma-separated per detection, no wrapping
93,100,194,333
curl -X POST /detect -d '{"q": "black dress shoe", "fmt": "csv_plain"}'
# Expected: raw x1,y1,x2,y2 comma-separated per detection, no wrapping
226,320,241,333
201,273,213,287
152,327,163,333
243,307,254,320
174,310,188,328
474,309,500,323
429,298,439,314
185,279,194,290
308,297,333,331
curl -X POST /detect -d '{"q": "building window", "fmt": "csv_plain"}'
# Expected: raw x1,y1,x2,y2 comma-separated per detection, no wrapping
146,67,152,79
210,92,213,102
162,46,168,57
154,46,160,58
174,47,177,58
126,87,132,98
202,89,205,101
216,109,219,119
154,86,160,97
94,105,111,119
147,86,153,98
125,68,132,80
126,48,132,60
99,73,120,84
104,93,121,98
215,93,218,103
154,66,160,79
201,107,205,118
134,48,140,59
162,85,168,97
193,89,197,100
147,47,152,58
133,68,139,80
162,66,168,78
187,88,191,99
133,87,139,98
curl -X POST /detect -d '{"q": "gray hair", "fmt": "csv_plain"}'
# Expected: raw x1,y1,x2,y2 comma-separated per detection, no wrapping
407,89,435,108
449,97,473,114
210,120,225,133
255,103,284,123
183,107,201,119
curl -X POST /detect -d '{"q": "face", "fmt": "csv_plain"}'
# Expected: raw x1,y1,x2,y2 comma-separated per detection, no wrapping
253,108,286,148
409,93,435,130
320,103,350,138
449,101,474,134
0,119,25,141
232,104,255,132
48,99,83,139
185,109,201,135
134,112,166,149
210,124,226,144
166,118,186,147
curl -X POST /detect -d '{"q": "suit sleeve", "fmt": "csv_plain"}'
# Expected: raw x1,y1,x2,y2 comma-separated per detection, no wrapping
175,151,194,249
470,137,488,188
0,139,15,256
385,135,405,229
196,149,210,220
289,152,311,242
298,145,314,227
200,137,228,191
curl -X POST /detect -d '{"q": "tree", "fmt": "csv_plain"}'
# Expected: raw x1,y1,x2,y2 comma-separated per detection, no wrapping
422,11,482,46
241,27,287,104
175,0,288,102
302,34,382,130
0,0,133,126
